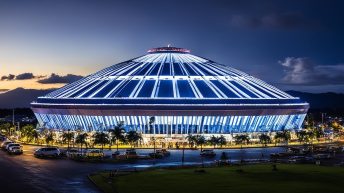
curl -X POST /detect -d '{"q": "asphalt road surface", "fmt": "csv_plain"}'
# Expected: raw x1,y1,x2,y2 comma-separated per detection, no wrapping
0,145,286,193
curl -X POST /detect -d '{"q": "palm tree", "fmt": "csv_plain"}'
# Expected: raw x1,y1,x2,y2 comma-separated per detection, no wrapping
259,133,271,147
274,130,291,145
45,132,54,146
62,130,74,149
93,132,109,151
218,135,227,148
208,135,219,149
195,135,206,151
75,133,88,154
109,122,126,151
186,134,196,148
234,134,250,148
126,130,142,148
21,124,35,142
30,129,39,143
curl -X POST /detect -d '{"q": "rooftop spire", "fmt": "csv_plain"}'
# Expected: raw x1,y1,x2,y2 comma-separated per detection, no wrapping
147,46,190,53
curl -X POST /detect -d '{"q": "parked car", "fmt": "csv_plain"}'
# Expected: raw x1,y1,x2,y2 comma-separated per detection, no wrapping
85,149,104,158
34,147,60,158
149,149,171,159
313,154,331,159
157,149,171,156
6,143,21,151
1,141,13,150
149,152,164,159
288,156,315,164
200,149,216,157
125,149,138,159
8,146,23,155
66,149,82,158
112,150,120,157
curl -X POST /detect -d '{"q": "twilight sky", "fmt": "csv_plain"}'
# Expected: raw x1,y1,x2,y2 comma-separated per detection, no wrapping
0,0,344,93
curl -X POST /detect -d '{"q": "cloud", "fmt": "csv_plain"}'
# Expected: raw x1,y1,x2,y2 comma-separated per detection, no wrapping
38,73,83,84
1,74,15,81
230,13,313,29
15,72,35,80
279,57,344,85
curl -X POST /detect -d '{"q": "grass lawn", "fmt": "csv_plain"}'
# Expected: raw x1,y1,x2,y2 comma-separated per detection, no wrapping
89,164,344,193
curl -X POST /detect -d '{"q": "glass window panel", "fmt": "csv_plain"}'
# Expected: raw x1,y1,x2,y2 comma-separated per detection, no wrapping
194,80,218,98
157,80,173,97
69,80,98,98
177,80,195,98
173,63,184,76
148,63,161,76
192,62,214,76
137,80,155,97
114,80,139,97
135,63,153,76
230,81,258,98
160,63,171,75
80,80,108,97
93,80,122,97
210,80,239,98
183,63,198,76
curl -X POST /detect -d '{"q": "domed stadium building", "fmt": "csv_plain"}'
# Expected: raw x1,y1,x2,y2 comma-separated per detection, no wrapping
31,47,309,142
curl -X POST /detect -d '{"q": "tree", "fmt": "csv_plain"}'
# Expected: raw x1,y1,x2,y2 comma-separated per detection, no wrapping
126,130,142,148
194,135,206,151
274,130,291,145
62,131,74,149
186,134,196,148
75,133,88,154
21,124,35,142
0,123,12,136
109,122,126,151
331,121,344,139
218,135,227,148
259,133,271,147
208,135,219,149
30,129,39,143
45,132,54,146
311,126,324,141
296,130,311,144
234,134,250,148
93,132,109,151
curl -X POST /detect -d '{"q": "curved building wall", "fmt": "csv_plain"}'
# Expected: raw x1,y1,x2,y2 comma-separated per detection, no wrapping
34,113,306,134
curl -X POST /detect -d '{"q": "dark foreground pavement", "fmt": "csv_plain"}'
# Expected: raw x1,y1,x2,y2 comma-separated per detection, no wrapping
0,146,100,193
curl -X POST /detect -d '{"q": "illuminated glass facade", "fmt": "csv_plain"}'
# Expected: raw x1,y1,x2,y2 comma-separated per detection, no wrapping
31,47,309,138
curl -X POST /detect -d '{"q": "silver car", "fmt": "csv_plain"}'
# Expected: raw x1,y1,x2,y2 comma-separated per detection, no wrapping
8,146,23,155
6,143,21,151
34,147,60,158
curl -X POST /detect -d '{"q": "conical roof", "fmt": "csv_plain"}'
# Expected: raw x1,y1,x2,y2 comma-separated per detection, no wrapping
40,47,295,101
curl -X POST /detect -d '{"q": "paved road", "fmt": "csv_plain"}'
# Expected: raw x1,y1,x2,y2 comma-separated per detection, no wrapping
0,145,287,193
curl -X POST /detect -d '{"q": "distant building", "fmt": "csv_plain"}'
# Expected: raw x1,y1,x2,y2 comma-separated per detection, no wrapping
31,47,308,141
